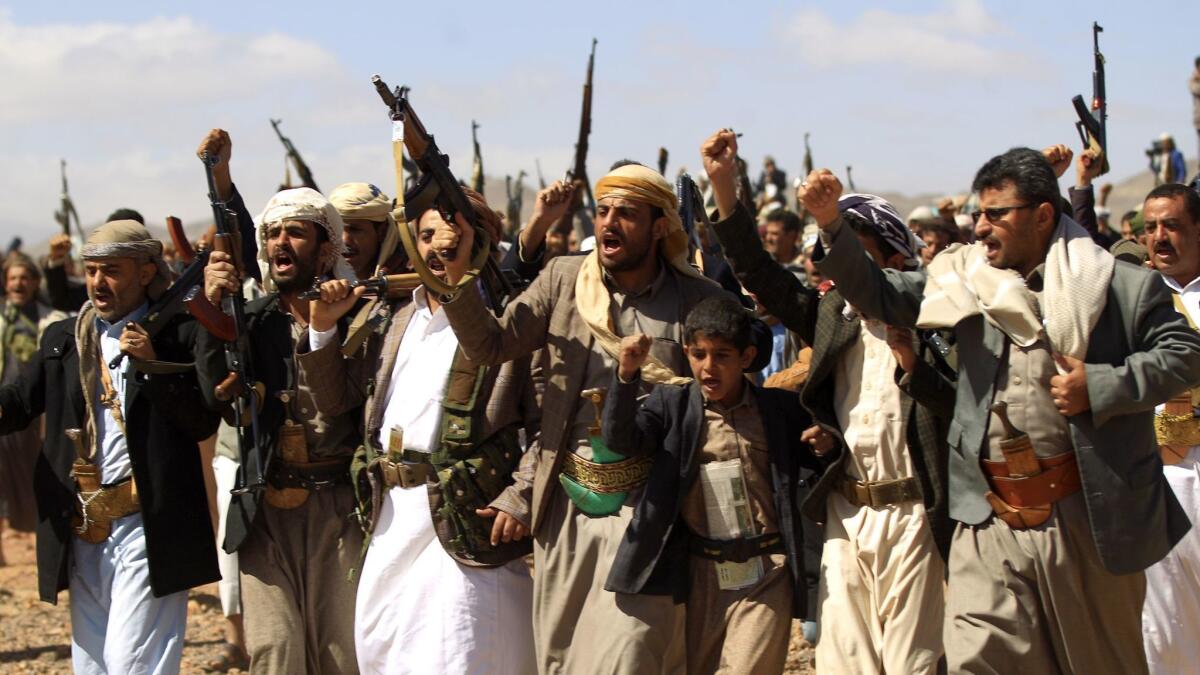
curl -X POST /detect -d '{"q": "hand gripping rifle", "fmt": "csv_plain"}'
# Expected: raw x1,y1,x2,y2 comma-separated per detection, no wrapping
370,76,517,314
1072,22,1108,175
184,153,267,495
554,38,598,236
270,118,320,192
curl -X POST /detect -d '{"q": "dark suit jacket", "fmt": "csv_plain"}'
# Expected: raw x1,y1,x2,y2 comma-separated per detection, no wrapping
601,372,823,619
816,217,1200,574
0,314,220,602
713,204,954,558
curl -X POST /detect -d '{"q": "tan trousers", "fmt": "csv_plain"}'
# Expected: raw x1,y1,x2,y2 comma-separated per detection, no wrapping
533,487,685,674
945,493,1147,675
240,485,362,675
816,494,944,674
687,552,792,675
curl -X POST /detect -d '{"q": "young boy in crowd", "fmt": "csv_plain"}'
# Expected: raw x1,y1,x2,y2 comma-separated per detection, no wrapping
601,295,827,674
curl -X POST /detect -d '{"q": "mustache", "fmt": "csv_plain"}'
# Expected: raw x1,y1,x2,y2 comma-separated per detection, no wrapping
1154,241,1176,255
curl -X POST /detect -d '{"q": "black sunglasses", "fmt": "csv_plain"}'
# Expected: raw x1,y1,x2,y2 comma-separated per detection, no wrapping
970,203,1036,224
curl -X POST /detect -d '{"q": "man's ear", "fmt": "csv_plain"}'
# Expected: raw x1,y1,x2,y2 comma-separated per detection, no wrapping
1035,201,1057,234
139,261,157,287
740,344,758,370
317,240,334,274
652,215,669,242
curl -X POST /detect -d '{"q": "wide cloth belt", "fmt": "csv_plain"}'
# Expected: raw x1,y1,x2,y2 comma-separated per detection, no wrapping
78,477,140,525
269,456,353,490
837,476,922,508
981,451,1081,509
689,531,784,563
559,451,652,493
1155,395,1200,465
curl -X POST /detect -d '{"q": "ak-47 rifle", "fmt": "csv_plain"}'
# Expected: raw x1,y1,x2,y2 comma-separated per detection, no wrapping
677,174,712,257
470,120,484,194
554,38,598,236
1072,22,1108,175
803,133,814,176
846,165,856,192
506,170,527,234
535,159,547,190
370,75,518,314
184,154,266,496
108,216,211,369
657,147,668,176
730,130,755,214
270,118,320,192
54,159,85,242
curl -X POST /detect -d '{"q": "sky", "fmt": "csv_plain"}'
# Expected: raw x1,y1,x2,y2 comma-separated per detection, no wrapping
2,0,1198,243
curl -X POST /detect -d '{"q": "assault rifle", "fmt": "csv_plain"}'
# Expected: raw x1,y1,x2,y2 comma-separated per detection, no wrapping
803,133,814,176
270,118,320,192
506,170,527,233
470,120,484,194
370,76,518,314
107,217,210,369
535,159,547,190
846,165,856,192
657,147,668,176
54,159,85,242
185,153,266,495
554,38,597,236
677,174,712,257
1072,22,1108,175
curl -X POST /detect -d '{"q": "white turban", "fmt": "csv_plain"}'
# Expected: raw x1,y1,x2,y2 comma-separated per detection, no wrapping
256,187,356,292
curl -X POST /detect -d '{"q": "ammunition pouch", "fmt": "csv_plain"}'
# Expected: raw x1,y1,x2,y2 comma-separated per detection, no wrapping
71,459,140,544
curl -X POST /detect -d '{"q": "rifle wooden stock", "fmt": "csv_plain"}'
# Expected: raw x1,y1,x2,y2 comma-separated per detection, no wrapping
185,286,236,342
166,216,196,265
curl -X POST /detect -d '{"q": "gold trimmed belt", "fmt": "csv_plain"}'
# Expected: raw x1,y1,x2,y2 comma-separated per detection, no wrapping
559,452,652,493
836,476,922,508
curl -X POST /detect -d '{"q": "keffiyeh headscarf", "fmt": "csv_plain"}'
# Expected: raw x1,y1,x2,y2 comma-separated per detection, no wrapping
81,219,171,299
256,187,356,291
330,182,400,276
839,193,923,266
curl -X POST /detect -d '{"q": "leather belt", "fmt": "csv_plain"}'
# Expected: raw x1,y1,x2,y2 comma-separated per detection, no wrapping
269,457,352,490
836,476,922,508
559,452,652,493
690,531,784,563
981,451,1081,508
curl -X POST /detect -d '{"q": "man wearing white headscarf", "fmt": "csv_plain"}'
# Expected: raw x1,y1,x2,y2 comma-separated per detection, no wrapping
431,161,762,673
0,220,221,674
198,187,363,673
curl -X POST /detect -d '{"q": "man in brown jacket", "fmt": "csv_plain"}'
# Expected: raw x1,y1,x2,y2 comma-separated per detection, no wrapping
431,163,743,673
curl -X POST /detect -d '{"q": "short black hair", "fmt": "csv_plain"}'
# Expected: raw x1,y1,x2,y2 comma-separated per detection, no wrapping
609,159,645,171
684,295,753,352
1145,182,1200,225
971,147,1061,222
765,209,802,233
106,208,144,224
1121,210,1138,225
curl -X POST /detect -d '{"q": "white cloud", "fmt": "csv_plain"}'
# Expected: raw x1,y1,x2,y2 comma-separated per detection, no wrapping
781,0,1032,76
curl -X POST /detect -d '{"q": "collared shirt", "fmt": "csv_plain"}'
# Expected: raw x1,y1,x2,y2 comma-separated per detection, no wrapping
94,302,149,484
681,384,777,537
1162,274,1200,325
833,317,913,482
570,264,686,459
378,287,461,456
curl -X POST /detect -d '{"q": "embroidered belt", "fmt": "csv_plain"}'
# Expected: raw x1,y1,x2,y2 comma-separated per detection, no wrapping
74,476,140,544
836,476,922,508
1155,395,1200,465
559,452,652,493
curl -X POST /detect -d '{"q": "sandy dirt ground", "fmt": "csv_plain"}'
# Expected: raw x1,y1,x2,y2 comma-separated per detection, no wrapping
0,528,814,673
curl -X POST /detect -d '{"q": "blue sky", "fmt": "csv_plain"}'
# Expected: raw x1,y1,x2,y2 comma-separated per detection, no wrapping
3,1,1198,241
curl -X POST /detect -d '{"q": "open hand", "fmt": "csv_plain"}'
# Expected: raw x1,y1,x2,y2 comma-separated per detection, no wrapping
475,507,528,546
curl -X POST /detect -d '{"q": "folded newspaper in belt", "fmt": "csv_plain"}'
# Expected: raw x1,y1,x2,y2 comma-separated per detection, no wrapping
699,459,763,590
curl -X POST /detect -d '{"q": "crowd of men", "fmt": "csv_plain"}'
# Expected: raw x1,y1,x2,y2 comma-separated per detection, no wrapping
2,75,1200,675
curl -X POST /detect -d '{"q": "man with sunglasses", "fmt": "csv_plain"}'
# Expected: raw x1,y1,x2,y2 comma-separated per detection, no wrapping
810,146,1200,673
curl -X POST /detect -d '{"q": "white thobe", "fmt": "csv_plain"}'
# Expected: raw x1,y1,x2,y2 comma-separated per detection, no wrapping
72,304,188,674
1143,275,1200,674
338,288,535,674
817,317,944,675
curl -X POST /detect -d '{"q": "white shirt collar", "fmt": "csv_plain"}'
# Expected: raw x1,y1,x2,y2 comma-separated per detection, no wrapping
95,301,150,338
1161,272,1200,295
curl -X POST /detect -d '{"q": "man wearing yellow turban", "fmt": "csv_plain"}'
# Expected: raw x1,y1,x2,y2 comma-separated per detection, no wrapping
433,161,749,673
329,182,402,280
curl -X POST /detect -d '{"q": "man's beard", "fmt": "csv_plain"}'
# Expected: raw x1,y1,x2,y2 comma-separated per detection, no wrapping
272,253,321,293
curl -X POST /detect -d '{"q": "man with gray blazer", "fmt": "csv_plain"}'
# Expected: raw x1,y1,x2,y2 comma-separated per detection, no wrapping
806,147,1200,674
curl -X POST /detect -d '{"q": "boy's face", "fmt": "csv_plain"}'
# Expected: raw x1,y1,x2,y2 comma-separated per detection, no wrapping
685,333,756,407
